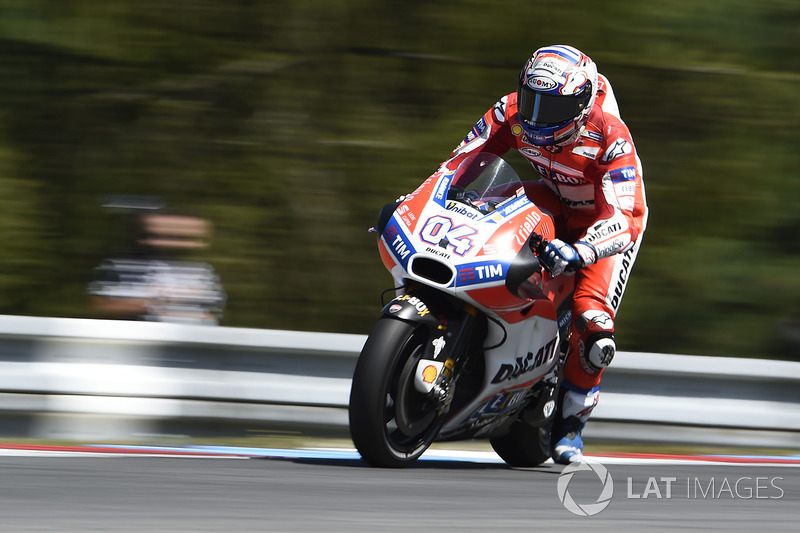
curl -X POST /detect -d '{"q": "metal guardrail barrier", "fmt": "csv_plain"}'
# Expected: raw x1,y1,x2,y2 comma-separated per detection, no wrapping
0,314,798,448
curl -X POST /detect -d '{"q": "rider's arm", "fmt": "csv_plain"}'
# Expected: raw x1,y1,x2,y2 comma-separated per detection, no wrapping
579,116,647,261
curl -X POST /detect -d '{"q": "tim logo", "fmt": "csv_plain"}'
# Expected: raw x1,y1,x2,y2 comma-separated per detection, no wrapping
458,263,503,284
609,167,636,183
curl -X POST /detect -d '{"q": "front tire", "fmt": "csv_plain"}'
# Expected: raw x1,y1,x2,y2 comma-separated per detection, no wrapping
349,318,444,467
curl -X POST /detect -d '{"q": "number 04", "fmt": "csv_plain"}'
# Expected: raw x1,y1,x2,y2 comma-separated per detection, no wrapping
420,216,476,256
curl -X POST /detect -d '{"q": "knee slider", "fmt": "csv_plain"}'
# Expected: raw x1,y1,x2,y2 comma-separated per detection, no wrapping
585,332,615,371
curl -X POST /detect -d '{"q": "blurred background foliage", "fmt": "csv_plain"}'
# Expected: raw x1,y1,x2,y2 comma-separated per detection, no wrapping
0,0,798,359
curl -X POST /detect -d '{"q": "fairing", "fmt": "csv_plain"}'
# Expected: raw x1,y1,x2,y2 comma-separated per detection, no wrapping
378,152,555,320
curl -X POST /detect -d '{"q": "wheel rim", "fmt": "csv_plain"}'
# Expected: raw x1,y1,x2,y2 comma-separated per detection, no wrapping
382,334,441,456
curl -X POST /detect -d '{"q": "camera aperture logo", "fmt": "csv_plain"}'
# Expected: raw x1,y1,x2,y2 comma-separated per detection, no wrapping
556,458,614,516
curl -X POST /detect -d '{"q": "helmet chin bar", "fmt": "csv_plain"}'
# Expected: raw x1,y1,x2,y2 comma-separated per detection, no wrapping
553,121,583,147
522,119,581,147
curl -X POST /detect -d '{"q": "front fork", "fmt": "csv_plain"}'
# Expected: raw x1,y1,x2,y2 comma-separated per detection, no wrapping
382,288,479,416
413,303,478,414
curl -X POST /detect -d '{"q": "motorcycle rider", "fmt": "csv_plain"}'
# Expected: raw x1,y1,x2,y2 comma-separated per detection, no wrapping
436,45,648,463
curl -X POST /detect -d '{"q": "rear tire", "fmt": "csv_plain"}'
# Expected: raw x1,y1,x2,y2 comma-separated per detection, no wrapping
349,318,444,467
490,420,551,467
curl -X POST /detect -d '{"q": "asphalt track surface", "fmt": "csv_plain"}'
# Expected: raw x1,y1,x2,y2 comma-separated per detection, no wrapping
1,445,799,532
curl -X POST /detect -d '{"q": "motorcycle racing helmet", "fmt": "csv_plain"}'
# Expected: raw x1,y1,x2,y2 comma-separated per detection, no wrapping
517,45,598,147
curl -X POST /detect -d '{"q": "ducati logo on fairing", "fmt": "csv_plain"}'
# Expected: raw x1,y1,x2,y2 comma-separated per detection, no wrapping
490,338,558,384
424,246,451,259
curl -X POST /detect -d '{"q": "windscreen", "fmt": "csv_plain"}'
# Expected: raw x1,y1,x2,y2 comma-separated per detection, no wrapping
448,153,524,212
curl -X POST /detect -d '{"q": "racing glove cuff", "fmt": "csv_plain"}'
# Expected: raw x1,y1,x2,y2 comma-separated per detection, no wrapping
573,241,597,267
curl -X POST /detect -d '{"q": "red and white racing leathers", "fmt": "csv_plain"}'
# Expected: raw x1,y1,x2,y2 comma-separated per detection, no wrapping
440,74,648,393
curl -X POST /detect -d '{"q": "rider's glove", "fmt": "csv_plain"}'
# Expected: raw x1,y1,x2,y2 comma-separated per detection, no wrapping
539,239,597,277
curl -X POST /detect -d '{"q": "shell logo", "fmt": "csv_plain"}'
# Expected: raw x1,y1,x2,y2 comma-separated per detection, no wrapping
422,365,438,384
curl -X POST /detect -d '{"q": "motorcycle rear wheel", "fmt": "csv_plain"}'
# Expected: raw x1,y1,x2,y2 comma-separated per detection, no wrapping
489,420,551,467
349,317,444,467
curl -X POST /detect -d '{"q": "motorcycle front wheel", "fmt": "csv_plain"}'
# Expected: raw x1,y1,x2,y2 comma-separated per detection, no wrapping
349,317,444,467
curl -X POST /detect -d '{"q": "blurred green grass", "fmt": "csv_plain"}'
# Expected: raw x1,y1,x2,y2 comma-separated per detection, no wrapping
0,0,798,360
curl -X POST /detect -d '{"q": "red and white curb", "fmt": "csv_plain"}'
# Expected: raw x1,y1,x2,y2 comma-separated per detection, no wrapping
1,444,799,466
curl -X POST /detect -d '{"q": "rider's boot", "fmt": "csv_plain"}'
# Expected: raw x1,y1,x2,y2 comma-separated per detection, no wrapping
551,383,600,464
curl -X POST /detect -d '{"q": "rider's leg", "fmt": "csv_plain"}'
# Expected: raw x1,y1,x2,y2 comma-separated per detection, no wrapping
551,237,643,464
551,295,612,464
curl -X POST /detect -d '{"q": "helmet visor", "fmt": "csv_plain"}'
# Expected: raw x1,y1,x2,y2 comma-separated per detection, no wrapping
517,85,591,127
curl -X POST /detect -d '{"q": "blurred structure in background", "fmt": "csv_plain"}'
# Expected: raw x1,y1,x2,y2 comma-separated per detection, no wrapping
0,1,797,359
88,196,226,325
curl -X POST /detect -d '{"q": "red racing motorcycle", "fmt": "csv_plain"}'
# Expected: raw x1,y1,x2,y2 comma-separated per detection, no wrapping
349,152,574,467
